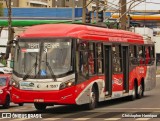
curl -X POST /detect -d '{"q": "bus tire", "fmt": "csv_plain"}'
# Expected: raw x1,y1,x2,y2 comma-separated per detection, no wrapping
3,95,10,109
137,82,144,99
129,83,137,101
87,86,98,110
34,103,47,111
18,103,24,106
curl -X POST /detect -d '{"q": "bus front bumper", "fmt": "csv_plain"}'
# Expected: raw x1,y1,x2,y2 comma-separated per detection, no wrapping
11,86,76,105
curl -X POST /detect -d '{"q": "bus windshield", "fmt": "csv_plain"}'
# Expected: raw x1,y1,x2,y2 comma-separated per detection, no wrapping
14,39,72,79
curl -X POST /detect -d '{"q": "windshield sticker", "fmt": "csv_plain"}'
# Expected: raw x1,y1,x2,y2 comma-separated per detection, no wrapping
21,49,39,53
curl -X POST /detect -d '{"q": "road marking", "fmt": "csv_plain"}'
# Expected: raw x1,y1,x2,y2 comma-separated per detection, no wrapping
74,118,90,120
43,118,60,120
0,106,34,112
78,112,107,118
13,107,34,111
105,118,121,120
100,108,160,110
12,118,31,121
136,118,151,120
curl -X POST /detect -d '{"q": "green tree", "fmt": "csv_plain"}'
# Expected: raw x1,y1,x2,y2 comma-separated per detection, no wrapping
0,3,3,17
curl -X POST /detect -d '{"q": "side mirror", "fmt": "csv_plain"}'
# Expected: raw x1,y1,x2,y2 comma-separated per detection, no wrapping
8,40,18,45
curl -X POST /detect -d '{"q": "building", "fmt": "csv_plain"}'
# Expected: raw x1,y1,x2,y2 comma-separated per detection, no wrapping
0,0,51,8
0,0,5,7
0,0,83,8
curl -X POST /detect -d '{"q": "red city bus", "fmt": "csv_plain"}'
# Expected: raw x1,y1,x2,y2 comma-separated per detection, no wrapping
11,24,156,110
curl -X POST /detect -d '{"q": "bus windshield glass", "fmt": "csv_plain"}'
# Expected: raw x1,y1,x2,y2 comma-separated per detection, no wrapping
14,39,72,79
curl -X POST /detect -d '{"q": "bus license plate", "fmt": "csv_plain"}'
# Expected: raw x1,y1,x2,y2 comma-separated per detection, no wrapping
34,99,44,102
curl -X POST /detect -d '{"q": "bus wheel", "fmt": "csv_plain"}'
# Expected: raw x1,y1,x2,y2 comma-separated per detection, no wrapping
129,83,137,101
18,103,24,106
137,83,144,99
3,95,10,109
34,103,47,111
87,86,98,110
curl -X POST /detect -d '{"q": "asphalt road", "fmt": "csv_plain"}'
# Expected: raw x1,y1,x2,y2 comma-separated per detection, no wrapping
0,77,160,121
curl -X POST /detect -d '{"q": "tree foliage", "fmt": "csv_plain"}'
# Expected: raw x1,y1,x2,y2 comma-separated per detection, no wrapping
0,3,3,17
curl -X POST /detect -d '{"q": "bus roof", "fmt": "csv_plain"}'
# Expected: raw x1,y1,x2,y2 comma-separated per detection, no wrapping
20,24,144,44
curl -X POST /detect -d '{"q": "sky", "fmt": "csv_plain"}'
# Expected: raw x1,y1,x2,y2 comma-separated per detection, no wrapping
108,0,160,10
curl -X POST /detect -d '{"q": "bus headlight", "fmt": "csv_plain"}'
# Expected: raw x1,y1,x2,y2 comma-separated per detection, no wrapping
0,90,3,94
11,79,20,89
59,79,75,90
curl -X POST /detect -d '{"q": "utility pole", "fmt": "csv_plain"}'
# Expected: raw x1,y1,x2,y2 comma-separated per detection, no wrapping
91,11,94,23
120,0,127,30
72,0,75,23
96,0,99,23
104,0,108,21
5,0,13,60
0,27,3,37
82,0,86,23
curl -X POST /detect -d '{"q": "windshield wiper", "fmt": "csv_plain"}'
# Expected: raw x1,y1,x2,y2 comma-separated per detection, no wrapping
46,61,57,81
43,49,57,81
23,62,38,80
23,55,38,80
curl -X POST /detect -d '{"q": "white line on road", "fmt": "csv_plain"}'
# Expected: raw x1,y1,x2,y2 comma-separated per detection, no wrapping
105,118,121,120
12,118,31,121
74,118,90,120
100,108,160,110
0,106,34,112
77,112,107,118
43,118,60,120
136,118,151,120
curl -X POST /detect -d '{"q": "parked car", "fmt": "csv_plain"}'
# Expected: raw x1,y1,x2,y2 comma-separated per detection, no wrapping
0,74,23,108
0,63,12,74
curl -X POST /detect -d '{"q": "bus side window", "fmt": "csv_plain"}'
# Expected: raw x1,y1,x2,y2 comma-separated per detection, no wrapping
150,46,155,65
112,45,122,73
129,45,137,65
97,43,103,74
138,46,144,65
88,43,95,75
145,46,150,65
78,41,89,79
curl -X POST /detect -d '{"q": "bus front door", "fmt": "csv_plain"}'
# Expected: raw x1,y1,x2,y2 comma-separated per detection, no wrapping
122,46,129,93
104,45,112,96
